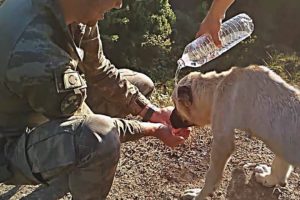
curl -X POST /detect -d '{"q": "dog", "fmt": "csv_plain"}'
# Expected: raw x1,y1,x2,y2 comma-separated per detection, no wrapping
170,65,300,200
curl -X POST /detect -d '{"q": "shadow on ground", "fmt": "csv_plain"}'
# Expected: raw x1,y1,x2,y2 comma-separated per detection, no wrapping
0,175,70,200
0,186,21,200
226,168,280,200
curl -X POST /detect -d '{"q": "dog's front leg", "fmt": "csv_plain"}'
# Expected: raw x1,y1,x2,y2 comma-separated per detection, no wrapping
196,133,235,200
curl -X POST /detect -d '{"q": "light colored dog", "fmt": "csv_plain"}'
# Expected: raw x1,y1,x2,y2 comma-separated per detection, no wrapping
171,65,300,200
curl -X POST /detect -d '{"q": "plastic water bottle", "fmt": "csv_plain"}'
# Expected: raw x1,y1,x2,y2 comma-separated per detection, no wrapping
175,13,254,83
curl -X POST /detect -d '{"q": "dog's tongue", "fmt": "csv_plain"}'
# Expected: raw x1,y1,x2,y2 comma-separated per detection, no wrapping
170,109,192,129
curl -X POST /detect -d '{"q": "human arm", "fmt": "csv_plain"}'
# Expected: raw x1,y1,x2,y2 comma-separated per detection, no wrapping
75,110,186,147
74,24,185,126
73,24,151,116
114,119,188,147
6,33,187,148
4,21,93,121
139,105,173,124
197,0,235,46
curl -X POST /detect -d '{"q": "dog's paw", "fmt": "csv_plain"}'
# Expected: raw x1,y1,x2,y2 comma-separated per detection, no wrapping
181,188,202,200
255,164,271,175
254,164,277,187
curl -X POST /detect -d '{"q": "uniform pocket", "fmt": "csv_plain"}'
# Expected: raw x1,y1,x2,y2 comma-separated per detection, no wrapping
26,116,85,173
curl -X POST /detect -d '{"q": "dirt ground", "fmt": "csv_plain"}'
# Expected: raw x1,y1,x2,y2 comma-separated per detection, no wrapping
1,127,300,200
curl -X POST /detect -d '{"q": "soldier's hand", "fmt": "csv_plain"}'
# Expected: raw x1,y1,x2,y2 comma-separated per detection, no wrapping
155,124,187,148
142,122,189,148
149,106,174,125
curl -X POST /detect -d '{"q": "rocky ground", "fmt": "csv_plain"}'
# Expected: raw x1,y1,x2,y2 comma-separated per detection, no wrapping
1,126,300,200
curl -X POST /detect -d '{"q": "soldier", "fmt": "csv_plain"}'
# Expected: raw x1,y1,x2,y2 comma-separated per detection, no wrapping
0,0,190,199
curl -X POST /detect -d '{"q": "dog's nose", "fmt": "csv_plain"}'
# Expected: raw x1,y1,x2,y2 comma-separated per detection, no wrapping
170,108,194,129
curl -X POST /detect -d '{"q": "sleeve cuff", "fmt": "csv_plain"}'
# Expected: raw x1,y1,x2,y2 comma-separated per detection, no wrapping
129,92,151,116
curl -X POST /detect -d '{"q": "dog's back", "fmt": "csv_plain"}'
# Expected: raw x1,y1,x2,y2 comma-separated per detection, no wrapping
218,65,300,165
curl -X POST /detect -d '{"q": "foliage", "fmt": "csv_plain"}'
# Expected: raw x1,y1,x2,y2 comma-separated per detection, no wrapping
99,0,176,72
2,0,299,85
264,51,300,86
98,0,213,82
228,0,300,52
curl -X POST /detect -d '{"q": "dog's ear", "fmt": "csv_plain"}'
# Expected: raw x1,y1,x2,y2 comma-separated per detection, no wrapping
177,85,193,107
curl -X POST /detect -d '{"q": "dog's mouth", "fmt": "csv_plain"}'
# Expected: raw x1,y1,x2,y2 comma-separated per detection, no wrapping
170,108,194,129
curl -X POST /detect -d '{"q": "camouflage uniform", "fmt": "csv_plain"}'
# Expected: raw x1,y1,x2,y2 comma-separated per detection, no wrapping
0,0,155,199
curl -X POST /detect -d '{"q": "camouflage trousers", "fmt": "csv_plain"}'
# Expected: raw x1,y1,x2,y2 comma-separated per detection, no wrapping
2,69,154,200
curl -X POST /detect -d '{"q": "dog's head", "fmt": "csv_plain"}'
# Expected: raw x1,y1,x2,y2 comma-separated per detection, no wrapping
170,85,195,128
170,72,218,129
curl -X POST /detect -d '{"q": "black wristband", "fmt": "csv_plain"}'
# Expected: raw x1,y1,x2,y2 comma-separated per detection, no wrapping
142,107,155,122
135,96,149,109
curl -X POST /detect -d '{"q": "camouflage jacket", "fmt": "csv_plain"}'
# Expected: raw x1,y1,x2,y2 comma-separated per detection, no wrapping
0,0,150,135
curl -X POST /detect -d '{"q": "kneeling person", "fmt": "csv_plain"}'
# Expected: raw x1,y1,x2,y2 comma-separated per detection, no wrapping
0,0,189,199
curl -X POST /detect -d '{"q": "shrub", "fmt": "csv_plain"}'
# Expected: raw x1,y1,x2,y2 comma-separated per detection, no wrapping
99,0,176,72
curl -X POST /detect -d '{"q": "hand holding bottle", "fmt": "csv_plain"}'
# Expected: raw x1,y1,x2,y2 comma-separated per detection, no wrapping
178,13,254,69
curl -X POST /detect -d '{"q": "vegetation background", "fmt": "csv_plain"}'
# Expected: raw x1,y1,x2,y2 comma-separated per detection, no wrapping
99,0,300,85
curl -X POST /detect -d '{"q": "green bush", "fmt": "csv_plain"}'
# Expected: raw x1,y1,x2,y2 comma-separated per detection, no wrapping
265,51,300,85
99,0,176,72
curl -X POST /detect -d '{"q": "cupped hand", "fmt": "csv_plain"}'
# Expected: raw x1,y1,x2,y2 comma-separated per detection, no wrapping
154,123,187,148
149,106,192,141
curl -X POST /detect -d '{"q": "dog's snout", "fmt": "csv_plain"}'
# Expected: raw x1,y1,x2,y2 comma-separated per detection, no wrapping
170,108,194,129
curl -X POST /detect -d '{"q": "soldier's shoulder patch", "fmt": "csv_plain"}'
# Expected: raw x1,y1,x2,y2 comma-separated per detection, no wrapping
54,68,87,93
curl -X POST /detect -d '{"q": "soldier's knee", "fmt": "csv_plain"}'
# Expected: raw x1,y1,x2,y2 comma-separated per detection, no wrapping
3,116,120,185
139,73,155,97
129,72,154,97
119,69,155,97
77,115,121,163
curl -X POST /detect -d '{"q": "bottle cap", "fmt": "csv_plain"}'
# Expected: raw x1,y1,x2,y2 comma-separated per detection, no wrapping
177,59,185,70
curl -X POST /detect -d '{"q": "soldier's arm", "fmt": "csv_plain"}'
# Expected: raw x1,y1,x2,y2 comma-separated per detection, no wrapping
5,26,154,142
75,24,151,116
207,0,235,20
6,50,87,119
114,118,185,147
6,47,183,145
